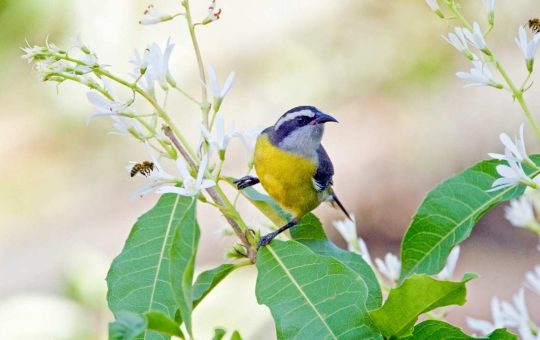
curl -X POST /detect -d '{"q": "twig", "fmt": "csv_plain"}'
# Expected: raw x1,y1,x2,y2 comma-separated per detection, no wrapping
164,125,256,262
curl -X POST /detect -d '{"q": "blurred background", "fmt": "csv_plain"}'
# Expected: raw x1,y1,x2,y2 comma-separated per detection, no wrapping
2,0,540,338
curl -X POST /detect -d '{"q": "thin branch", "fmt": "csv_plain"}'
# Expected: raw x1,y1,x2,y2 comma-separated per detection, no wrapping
164,125,256,263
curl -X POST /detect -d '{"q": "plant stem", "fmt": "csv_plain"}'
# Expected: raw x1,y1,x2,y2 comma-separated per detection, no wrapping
164,126,256,263
182,0,211,126
493,61,540,139
441,3,540,139
444,1,472,30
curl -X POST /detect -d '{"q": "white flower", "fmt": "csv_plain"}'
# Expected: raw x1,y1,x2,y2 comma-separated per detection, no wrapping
436,246,460,280
200,112,236,158
156,154,215,197
524,266,540,295
21,39,66,63
467,297,505,335
488,160,535,191
202,0,222,25
375,253,401,283
489,124,532,164
500,289,530,328
456,60,502,88
515,26,540,72
71,33,91,55
333,215,358,244
483,0,495,25
237,126,264,167
505,196,537,228
135,38,175,92
139,5,174,25
425,0,444,18
355,238,374,267
205,65,235,100
86,79,130,122
463,22,488,52
444,27,475,60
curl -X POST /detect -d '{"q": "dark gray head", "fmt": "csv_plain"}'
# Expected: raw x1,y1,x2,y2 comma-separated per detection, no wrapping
270,106,337,157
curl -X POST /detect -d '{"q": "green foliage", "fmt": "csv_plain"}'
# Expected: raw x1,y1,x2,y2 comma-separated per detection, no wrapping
237,185,290,225
256,240,382,339
192,264,237,308
369,274,473,338
106,194,197,338
212,328,243,340
400,157,540,281
213,328,227,340
145,311,184,338
109,312,147,340
169,198,200,335
109,311,184,340
399,320,517,340
290,213,382,309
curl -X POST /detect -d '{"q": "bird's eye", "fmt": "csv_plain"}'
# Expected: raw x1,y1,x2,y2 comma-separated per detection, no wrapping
295,116,308,125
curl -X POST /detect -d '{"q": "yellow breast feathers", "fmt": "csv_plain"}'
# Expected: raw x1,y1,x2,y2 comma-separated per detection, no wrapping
253,134,321,217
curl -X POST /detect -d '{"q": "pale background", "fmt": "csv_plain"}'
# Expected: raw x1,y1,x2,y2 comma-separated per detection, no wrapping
1,0,540,338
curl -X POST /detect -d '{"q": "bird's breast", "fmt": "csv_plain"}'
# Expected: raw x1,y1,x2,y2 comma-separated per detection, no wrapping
253,134,320,217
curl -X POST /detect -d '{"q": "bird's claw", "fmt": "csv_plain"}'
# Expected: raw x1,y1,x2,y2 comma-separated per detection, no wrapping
257,232,276,250
233,176,260,190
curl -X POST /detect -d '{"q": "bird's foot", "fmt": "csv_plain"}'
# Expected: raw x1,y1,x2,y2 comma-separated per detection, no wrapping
233,176,260,190
257,231,277,250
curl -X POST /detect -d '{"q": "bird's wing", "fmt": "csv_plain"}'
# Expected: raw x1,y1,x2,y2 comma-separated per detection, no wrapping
313,146,351,219
312,145,334,192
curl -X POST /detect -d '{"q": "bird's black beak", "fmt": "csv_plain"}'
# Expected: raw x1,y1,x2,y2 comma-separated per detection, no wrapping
313,112,338,125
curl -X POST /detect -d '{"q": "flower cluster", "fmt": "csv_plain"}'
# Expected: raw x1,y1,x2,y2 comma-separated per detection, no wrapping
488,124,537,192
22,32,259,201
467,247,540,339
428,0,540,89
332,216,461,286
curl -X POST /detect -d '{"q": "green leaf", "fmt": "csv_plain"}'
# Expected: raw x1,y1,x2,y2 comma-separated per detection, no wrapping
107,194,196,325
399,157,540,281
192,264,237,308
256,240,382,340
213,328,227,340
145,311,184,338
169,197,199,336
369,274,472,338
230,330,242,340
109,312,147,340
487,328,519,340
398,320,517,340
290,213,382,310
238,185,290,226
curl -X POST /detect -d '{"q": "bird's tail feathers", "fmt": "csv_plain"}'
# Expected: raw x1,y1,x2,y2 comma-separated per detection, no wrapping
331,193,352,221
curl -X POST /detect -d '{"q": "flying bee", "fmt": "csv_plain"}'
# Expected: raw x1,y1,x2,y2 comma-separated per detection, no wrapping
529,18,540,33
130,161,154,177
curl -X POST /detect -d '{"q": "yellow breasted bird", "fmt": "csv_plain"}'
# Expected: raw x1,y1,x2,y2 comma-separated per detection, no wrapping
234,106,351,249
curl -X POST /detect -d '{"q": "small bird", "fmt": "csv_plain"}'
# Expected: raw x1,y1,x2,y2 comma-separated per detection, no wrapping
234,106,351,249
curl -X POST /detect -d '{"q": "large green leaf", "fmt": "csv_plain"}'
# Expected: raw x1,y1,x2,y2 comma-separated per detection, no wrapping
400,157,540,281
192,263,237,308
399,320,517,340
369,274,473,338
256,240,382,339
290,214,382,310
238,186,290,226
169,197,199,336
106,194,195,339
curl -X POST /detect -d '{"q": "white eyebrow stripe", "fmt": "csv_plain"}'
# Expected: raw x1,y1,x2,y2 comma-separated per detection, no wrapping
275,109,315,130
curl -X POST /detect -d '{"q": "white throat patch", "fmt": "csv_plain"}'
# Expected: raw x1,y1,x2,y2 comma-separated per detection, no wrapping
274,109,315,130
